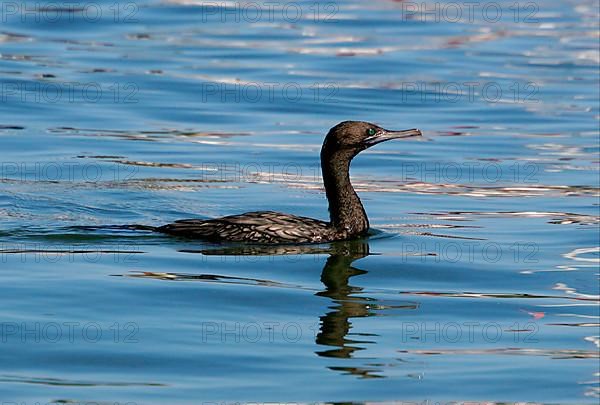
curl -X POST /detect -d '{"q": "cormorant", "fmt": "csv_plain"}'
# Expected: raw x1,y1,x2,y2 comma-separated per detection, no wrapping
157,121,421,243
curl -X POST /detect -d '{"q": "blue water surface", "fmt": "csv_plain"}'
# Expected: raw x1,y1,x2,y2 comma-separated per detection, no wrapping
0,0,598,403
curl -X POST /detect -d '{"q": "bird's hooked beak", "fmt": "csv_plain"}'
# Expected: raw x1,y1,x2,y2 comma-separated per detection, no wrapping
364,128,422,146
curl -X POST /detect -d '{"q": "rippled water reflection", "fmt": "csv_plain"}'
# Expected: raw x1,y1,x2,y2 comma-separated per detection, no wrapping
0,0,599,403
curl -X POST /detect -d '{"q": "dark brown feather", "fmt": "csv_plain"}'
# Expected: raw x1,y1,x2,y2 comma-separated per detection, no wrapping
158,211,336,243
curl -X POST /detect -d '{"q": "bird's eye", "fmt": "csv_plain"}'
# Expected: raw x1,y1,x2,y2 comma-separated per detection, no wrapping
367,128,376,136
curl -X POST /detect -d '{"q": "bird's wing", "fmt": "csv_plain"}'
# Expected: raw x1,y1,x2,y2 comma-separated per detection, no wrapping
159,211,331,243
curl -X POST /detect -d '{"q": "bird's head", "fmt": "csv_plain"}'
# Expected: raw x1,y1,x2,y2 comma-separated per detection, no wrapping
321,121,421,158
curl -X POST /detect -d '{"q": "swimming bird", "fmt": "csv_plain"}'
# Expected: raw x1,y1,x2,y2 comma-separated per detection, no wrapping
157,121,421,243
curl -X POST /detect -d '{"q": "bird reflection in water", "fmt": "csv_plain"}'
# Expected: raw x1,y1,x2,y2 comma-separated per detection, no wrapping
315,240,383,378
316,241,372,359
314,240,418,378
121,240,418,379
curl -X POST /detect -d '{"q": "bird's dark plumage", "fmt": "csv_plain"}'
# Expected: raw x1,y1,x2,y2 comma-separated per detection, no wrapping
158,211,334,243
158,121,421,244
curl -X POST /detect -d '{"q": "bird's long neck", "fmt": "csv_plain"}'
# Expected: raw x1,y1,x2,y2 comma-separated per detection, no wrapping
321,150,369,236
